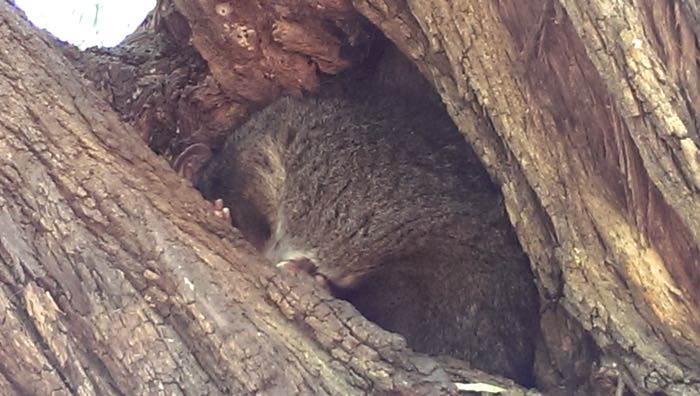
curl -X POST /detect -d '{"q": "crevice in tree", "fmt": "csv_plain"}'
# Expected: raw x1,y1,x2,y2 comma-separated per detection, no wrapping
4,0,700,394
191,34,541,386
0,280,76,393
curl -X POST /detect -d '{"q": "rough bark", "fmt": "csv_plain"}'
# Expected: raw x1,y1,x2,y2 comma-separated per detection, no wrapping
0,3,471,395
3,0,700,395
349,0,700,395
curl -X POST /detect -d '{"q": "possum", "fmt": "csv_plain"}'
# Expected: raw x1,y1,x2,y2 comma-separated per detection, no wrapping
196,48,539,383
198,92,506,286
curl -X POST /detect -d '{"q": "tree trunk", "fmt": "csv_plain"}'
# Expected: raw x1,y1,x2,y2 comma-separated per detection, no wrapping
350,0,700,395
1,0,699,395
0,3,475,395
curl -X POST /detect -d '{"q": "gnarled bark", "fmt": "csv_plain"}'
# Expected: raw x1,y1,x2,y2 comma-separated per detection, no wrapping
0,3,466,395
349,0,699,394
2,0,700,395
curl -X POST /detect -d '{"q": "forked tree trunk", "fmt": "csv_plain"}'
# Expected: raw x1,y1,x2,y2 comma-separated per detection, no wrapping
0,0,698,395
0,3,464,395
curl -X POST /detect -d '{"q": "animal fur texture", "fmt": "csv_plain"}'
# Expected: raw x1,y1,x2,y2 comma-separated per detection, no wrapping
197,47,539,383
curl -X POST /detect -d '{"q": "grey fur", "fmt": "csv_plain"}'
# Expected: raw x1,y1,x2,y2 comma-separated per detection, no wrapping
197,56,539,383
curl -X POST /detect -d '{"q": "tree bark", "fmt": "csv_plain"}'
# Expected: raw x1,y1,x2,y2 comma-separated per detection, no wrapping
0,3,475,395
2,0,700,395
349,0,700,395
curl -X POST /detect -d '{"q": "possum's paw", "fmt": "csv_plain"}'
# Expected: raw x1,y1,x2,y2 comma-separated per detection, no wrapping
212,198,231,222
276,259,329,288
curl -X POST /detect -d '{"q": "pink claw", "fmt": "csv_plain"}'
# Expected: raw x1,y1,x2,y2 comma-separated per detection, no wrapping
212,198,231,222
276,259,330,289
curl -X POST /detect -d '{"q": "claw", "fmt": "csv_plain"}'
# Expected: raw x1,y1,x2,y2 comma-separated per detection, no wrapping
276,259,329,288
212,198,231,222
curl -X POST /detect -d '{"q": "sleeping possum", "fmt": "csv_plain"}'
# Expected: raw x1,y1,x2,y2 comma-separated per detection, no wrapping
196,48,539,383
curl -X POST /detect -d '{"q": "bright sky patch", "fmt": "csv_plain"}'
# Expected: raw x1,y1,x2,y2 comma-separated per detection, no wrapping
14,0,156,49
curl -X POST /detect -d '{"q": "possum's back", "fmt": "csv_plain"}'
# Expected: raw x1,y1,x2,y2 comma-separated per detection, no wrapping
222,92,503,287
197,77,539,382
